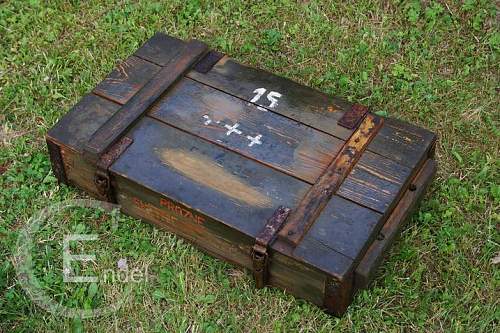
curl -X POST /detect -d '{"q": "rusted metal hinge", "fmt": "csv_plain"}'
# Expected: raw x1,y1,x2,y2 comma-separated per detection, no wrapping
338,103,369,129
252,206,291,289
94,136,133,203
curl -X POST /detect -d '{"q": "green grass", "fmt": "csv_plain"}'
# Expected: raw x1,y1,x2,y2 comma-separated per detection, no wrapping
1,0,499,331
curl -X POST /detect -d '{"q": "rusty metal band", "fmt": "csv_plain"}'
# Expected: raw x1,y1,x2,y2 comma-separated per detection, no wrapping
46,139,68,184
252,206,291,289
83,39,208,164
94,136,133,203
338,103,369,129
278,113,384,247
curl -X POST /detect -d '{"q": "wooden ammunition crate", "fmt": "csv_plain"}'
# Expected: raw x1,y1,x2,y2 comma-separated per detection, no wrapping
46,33,437,316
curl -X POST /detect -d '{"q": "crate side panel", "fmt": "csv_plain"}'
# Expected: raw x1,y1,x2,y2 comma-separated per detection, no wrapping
115,176,255,268
355,159,437,289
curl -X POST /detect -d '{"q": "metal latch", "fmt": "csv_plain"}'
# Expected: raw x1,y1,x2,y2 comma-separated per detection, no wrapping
93,136,133,203
252,206,291,289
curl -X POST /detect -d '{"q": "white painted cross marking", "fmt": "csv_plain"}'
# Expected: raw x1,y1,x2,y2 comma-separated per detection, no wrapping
203,115,212,125
224,123,242,136
246,134,262,147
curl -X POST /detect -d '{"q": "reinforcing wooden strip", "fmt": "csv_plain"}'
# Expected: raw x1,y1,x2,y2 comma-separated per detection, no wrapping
278,114,384,247
83,39,208,163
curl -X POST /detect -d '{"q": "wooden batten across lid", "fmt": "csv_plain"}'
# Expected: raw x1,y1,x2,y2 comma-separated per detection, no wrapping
84,39,208,164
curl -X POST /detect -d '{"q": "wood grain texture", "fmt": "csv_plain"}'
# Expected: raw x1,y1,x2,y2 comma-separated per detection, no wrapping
47,93,121,150
93,56,161,105
278,114,384,246
184,55,436,173
109,117,311,237
355,158,437,289
84,40,208,163
338,151,413,213
149,78,343,184
186,59,354,140
134,32,185,66
367,117,437,170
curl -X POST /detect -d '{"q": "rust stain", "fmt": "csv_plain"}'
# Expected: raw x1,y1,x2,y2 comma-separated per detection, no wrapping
327,106,336,113
156,148,272,208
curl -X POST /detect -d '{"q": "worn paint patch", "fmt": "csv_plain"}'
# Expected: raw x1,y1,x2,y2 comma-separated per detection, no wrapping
156,148,273,208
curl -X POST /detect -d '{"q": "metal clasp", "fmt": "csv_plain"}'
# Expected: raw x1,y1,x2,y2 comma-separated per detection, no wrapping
252,243,268,289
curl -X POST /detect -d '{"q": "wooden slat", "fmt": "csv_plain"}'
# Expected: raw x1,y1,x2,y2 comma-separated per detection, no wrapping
84,40,208,163
148,78,343,184
288,236,354,279
278,114,384,246
367,117,436,170
338,151,413,213
93,56,161,105
306,195,382,261
355,159,437,289
186,59,354,140
109,117,311,237
134,32,185,67
47,93,120,149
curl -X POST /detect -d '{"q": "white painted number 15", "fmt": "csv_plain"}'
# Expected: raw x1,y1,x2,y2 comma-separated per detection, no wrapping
250,88,282,109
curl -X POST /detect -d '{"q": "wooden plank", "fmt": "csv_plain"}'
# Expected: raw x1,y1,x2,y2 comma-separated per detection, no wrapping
355,159,437,289
84,40,208,163
367,117,436,170
288,236,354,280
47,93,121,150
269,251,326,306
306,195,383,261
134,32,185,67
93,56,161,105
148,78,343,184
278,114,384,246
338,151,413,213
186,58,354,140
109,116,311,237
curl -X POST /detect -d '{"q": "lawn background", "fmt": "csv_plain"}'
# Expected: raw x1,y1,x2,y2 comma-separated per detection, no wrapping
0,0,498,332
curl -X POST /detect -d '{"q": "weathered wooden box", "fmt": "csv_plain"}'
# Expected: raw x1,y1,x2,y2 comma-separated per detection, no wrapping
46,33,437,316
